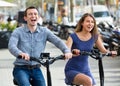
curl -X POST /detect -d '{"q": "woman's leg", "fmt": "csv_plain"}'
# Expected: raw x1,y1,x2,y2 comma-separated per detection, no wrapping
72,73,92,86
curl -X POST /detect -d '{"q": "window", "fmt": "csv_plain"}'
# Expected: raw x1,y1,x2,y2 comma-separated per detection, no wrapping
93,11,109,18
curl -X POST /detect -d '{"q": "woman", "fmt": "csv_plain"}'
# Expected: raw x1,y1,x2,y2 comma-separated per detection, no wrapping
64,13,117,86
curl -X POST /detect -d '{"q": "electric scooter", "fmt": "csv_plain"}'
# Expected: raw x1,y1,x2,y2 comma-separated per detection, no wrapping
71,48,112,86
13,53,64,86
13,50,113,86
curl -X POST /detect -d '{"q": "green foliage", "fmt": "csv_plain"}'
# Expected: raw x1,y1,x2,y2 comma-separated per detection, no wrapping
26,0,41,8
0,22,17,31
3,0,15,3
6,22,17,31
98,0,105,4
0,22,6,30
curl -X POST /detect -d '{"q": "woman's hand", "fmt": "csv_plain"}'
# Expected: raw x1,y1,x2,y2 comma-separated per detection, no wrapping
72,49,80,56
110,51,117,57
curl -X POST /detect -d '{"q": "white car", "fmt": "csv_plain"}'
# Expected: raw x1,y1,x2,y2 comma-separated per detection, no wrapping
83,5,114,24
75,13,83,23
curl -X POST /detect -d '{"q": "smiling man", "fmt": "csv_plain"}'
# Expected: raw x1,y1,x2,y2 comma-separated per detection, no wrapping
8,6,72,86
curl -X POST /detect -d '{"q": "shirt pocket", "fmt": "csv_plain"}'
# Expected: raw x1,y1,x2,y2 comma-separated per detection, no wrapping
19,34,31,49
34,34,46,48
20,34,30,42
35,38,42,42
35,34,44,42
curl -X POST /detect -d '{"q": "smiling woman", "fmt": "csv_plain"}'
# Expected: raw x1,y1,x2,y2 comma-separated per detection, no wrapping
64,13,117,86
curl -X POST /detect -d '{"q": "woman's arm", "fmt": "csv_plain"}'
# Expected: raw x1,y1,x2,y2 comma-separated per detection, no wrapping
95,35,117,57
66,36,73,49
66,36,80,55
95,35,108,53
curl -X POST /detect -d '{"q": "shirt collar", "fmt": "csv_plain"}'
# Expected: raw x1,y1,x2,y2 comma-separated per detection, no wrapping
24,25,40,33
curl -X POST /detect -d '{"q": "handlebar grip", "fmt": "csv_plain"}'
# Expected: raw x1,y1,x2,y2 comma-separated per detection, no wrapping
106,52,112,56
72,50,76,54
56,55,64,60
17,55,22,59
72,50,92,55
17,55,35,61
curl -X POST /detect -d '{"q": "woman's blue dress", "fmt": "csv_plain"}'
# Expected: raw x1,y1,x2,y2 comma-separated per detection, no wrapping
64,33,98,85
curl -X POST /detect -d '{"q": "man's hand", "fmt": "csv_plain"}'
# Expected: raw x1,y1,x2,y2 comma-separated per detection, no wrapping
19,53,30,61
64,52,72,59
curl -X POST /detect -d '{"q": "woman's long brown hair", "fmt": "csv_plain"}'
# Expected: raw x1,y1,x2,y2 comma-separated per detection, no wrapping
75,13,99,36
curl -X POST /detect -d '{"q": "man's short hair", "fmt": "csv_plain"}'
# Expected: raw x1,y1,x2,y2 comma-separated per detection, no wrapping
24,6,39,16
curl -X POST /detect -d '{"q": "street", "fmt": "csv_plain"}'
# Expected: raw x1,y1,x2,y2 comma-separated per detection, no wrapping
0,41,120,86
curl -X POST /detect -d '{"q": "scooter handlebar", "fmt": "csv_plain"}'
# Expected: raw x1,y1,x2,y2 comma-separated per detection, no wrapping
17,54,64,66
72,49,112,60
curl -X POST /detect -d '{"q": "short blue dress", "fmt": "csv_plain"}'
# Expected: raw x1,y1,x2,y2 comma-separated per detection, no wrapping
64,33,98,85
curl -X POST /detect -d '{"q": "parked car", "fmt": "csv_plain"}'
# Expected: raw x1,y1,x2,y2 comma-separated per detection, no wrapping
83,5,114,24
75,13,83,23
116,8,120,25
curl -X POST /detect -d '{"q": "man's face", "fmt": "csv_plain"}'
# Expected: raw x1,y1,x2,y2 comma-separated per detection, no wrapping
24,9,39,26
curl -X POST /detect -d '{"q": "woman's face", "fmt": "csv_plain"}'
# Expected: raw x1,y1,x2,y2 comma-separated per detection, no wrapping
82,16,94,32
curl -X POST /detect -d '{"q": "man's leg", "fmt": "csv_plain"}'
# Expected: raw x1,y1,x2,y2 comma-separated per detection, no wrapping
32,68,46,86
13,67,31,86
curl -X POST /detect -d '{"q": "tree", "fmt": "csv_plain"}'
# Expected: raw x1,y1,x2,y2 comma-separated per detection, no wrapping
26,0,41,8
70,0,75,22
4,0,15,3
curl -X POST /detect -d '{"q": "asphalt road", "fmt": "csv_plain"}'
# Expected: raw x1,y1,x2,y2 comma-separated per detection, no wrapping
0,41,120,86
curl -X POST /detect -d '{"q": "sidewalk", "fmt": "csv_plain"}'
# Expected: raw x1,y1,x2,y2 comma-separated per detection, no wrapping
0,49,15,86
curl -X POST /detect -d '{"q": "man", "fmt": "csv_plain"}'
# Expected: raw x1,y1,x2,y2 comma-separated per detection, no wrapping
8,6,72,86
